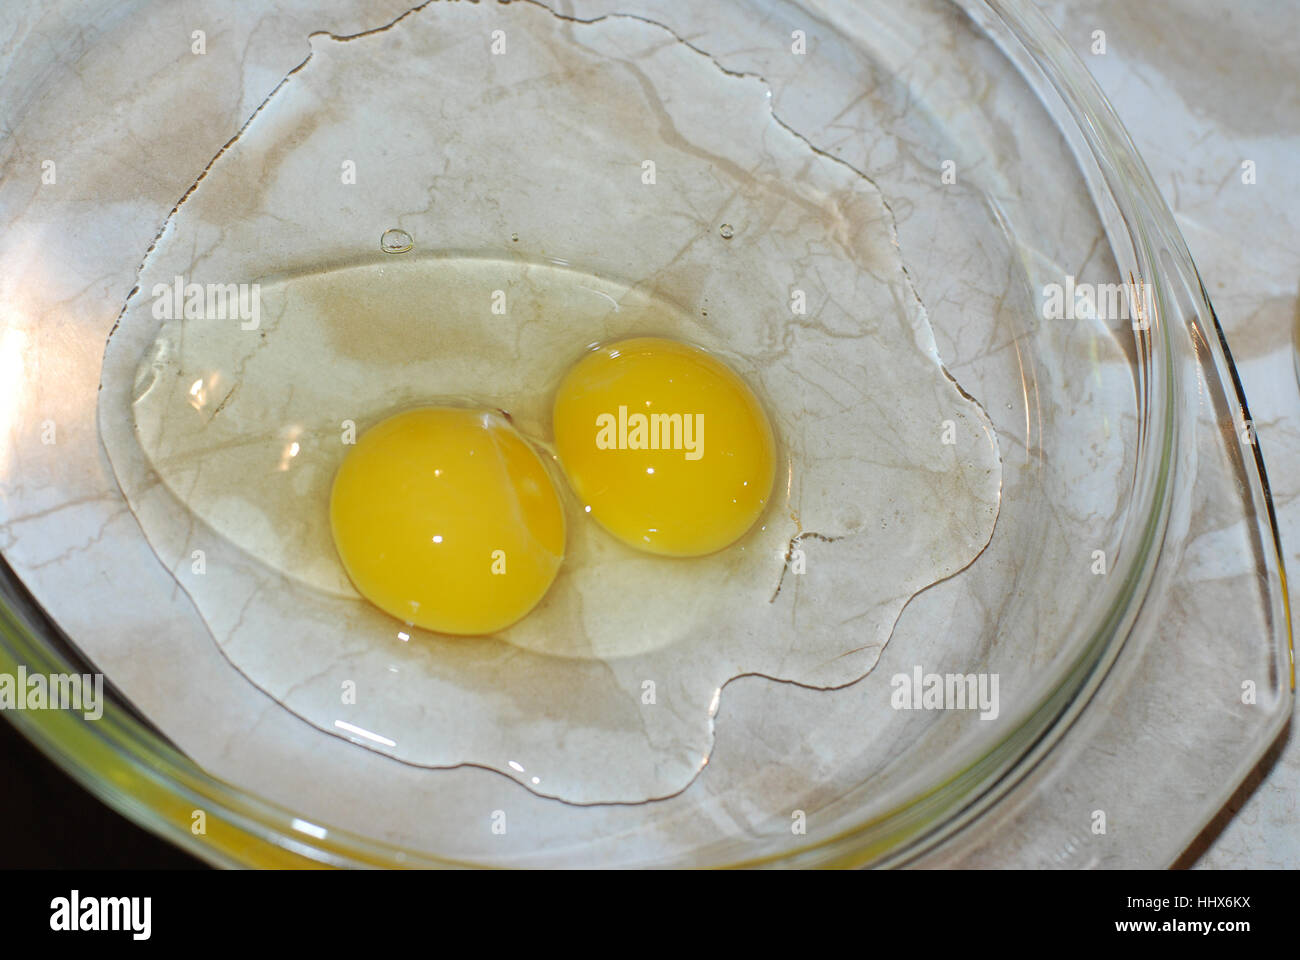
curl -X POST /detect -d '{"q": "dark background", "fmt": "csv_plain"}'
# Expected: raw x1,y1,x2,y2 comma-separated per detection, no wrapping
0,715,204,869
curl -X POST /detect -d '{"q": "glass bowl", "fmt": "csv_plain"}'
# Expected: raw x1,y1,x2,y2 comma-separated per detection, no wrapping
0,0,1290,867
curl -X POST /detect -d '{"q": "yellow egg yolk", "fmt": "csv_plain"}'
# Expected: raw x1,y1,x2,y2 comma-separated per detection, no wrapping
329,407,565,636
552,336,776,557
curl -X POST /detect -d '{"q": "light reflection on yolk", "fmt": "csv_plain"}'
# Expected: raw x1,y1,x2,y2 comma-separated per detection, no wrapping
552,336,776,557
329,406,565,636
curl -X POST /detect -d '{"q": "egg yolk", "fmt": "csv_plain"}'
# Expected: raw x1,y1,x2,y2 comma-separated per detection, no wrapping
552,336,776,557
329,407,565,636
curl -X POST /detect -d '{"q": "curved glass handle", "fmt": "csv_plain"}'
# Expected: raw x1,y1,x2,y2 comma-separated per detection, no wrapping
913,239,1293,869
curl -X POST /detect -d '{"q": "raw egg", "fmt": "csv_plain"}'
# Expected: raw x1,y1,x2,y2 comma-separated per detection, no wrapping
330,406,565,635
552,336,776,557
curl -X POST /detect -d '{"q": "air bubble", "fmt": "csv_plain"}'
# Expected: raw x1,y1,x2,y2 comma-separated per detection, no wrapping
380,228,413,254
719,223,735,239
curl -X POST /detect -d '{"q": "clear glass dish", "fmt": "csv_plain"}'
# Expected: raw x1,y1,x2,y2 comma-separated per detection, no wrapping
0,0,1291,867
